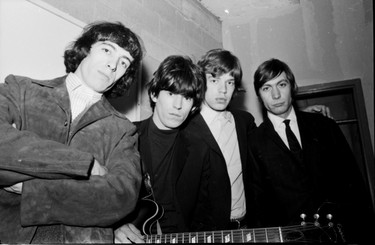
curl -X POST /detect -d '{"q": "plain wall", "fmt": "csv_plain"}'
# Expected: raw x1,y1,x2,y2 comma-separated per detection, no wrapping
223,0,374,151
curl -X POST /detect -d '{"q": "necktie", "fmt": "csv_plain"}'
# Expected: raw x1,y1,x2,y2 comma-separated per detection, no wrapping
284,119,302,153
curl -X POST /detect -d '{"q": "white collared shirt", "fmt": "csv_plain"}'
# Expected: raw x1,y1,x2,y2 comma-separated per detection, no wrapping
201,104,246,219
66,73,102,120
268,107,302,149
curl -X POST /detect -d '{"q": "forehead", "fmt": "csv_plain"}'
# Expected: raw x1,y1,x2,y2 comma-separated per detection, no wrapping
92,41,134,62
262,72,288,86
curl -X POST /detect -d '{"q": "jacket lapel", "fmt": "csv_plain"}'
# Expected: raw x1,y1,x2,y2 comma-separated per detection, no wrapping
296,112,320,168
191,114,223,157
173,133,189,183
232,112,247,168
33,76,71,115
263,118,291,154
137,119,154,182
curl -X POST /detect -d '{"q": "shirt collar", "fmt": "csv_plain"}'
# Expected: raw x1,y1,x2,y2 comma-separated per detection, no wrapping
66,73,102,101
268,107,297,129
200,103,232,124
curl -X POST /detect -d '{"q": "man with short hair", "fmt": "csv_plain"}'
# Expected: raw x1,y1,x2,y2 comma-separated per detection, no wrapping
249,58,374,243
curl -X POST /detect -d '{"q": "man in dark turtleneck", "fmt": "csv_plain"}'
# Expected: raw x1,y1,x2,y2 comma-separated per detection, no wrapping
115,55,208,242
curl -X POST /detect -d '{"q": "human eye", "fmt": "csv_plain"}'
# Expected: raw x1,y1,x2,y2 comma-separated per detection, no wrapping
227,80,235,87
184,96,193,101
261,86,270,92
120,59,130,69
102,48,111,54
279,81,289,88
209,78,218,84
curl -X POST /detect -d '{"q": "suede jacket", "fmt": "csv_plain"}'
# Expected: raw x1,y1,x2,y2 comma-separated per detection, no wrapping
0,75,142,243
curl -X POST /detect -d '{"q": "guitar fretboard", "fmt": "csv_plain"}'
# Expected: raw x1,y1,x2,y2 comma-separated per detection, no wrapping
144,223,332,243
145,227,284,243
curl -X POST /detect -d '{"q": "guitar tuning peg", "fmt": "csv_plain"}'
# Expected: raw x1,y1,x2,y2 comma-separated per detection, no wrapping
326,214,333,227
300,213,306,226
313,214,320,227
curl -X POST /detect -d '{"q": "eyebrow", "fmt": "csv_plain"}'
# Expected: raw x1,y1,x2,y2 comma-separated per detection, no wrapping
102,41,133,64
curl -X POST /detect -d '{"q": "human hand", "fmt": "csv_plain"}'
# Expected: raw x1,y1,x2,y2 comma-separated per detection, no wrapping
90,159,108,176
4,182,23,194
303,105,333,119
115,223,145,243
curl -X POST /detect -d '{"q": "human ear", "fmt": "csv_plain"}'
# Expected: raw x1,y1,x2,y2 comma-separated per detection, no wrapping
150,92,158,103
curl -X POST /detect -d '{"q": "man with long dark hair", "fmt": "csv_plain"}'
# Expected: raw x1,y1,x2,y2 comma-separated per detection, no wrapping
0,21,143,243
114,55,209,243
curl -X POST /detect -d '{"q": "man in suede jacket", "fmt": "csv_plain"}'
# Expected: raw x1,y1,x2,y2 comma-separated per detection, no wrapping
0,21,143,243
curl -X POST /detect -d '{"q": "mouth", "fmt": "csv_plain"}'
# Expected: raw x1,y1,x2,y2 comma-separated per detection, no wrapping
98,70,110,80
170,113,182,118
216,98,227,103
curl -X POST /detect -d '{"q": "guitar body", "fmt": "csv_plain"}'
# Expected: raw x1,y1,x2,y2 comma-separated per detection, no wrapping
132,197,164,235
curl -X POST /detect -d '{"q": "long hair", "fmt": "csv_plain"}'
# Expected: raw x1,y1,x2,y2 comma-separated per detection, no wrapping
197,48,242,92
148,55,205,112
64,21,143,98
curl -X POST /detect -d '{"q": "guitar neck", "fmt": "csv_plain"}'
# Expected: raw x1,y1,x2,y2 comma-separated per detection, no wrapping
145,226,285,243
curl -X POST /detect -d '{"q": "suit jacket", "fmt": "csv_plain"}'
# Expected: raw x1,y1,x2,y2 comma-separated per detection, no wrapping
248,110,374,243
182,110,257,231
130,118,210,233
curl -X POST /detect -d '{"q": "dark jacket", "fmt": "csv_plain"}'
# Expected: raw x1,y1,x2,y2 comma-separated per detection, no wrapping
0,75,142,243
133,118,210,233
182,110,258,231
248,110,374,243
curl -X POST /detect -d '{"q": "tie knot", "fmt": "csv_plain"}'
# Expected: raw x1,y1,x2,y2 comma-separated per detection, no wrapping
284,119,291,127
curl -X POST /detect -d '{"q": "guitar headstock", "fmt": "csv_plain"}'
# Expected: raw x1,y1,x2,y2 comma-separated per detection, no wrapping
283,203,346,243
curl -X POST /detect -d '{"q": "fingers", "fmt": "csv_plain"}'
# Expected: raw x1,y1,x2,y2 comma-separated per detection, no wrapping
316,105,333,119
115,224,144,244
303,105,334,119
325,107,333,119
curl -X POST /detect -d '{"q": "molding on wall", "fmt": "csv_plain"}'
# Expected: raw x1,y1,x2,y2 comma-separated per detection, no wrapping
28,0,86,28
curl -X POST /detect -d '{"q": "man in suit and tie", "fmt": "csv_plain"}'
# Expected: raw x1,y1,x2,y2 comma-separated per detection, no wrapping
249,58,374,243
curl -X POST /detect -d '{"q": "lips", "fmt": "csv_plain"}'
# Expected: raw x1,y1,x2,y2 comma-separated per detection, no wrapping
170,113,181,118
216,98,227,103
273,102,284,107
98,70,110,80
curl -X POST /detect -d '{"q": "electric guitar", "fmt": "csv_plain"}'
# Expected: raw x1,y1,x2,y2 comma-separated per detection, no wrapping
133,197,345,243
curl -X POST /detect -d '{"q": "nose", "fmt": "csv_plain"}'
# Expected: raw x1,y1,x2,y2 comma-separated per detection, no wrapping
218,82,227,94
173,95,183,109
272,87,280,99
107,63,117,72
